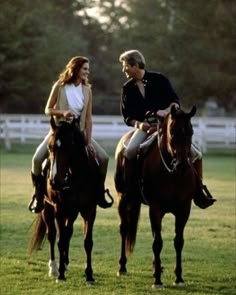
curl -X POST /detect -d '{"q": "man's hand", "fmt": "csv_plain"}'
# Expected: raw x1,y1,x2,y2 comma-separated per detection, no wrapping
156,110,168,118
138,121,151,132
86,143,96,158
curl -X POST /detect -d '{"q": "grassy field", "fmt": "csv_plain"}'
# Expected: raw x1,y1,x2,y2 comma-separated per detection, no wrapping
0,143,235,295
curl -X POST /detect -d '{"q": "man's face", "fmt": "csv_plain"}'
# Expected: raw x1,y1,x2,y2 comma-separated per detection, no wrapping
122,61,136,79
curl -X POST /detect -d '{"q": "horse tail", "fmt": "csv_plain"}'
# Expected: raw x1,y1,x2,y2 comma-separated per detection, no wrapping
28,213,46,255
114,153,125,193
119,196,141,255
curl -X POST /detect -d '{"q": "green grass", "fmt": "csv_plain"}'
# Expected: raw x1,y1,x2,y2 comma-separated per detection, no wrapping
0,144,235,295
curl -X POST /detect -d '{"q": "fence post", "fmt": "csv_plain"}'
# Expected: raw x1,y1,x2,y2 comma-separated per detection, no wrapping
21,115,26,143
4,120,11,151
198,118,207,153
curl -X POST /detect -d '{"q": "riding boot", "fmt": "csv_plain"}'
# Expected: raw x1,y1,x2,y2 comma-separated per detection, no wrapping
87,153,114,209
193,159,216,209
28,172,45,213
97,179,114,209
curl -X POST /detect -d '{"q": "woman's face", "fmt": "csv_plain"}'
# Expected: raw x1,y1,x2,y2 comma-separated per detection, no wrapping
77,62,90,81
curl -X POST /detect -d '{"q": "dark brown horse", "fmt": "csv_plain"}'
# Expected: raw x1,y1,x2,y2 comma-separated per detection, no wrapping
115,105,198,288
29,117,99,283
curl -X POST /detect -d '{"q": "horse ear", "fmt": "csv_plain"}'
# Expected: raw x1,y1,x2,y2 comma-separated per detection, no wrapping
50,116,57,131
170,104,177,118
189,106,197,118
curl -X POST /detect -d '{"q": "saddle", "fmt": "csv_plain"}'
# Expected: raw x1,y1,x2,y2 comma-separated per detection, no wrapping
139,131,158,156
122,131,158,159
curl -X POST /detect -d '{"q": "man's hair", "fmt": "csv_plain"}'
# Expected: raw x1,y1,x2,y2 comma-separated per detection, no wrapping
119,49,146,69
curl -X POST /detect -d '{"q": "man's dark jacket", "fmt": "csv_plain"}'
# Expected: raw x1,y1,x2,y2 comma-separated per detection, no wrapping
121,70,180,126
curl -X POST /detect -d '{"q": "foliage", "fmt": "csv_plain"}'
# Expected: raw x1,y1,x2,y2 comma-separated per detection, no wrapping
1,0,235,114
0,0,87,113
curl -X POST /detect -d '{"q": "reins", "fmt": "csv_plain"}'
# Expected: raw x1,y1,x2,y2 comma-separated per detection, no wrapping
157,120,176,174
145,112,176,174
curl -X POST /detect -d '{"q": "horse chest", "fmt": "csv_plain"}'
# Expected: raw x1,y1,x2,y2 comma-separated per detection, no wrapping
143,170,195,202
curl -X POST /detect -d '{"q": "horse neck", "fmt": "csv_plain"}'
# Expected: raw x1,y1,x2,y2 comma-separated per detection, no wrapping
71,147,90,178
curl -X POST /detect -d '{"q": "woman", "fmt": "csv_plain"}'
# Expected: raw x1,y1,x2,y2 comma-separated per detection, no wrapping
28,56,113,213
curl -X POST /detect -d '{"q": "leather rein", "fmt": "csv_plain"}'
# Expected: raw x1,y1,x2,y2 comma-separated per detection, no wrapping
156,120,176,174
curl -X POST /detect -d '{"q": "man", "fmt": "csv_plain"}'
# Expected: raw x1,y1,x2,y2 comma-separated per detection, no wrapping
119,49,215,208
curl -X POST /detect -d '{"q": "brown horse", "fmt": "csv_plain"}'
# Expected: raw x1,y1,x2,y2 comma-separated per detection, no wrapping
29,117,99,283
115,105,198,288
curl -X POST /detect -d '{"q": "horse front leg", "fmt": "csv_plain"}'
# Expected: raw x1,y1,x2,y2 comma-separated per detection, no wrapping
82,209,96,284
42,206,59,278
149,206,164,288
57,217,67,281
173,212,190,285
47,224,58,278
63,212,79,271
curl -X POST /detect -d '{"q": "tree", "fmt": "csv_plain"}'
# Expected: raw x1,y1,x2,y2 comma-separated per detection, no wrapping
82,0,236,113
1,0,235,114
0,0,88,113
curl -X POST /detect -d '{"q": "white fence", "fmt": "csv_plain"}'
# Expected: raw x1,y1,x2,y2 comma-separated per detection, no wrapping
0,114,235,152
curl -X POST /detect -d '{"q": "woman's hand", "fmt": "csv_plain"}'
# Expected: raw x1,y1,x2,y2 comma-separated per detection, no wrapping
62,110,74,119
86,143,96,158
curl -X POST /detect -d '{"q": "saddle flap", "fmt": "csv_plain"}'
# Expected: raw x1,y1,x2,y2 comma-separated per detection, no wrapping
140,131,157,156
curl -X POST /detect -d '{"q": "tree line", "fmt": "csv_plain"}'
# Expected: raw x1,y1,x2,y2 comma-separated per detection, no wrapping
1,0,235,115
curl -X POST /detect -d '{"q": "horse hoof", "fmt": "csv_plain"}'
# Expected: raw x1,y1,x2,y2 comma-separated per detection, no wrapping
48,260,59,277
56,278,66,283
152,284,164,289
48,269,59,277
86,279,96,285
173,281,185,287
64,263,69,271
117,271,128,277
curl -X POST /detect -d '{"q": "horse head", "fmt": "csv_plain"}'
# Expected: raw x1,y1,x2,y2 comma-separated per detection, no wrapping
166,105,196,172
47,117,86,191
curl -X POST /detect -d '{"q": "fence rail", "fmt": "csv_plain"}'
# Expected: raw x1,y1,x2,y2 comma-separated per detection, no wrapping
0,114,235,152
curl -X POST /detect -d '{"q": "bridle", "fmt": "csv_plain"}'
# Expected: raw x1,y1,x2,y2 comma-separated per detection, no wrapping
146,112,176,174
157,120,176,174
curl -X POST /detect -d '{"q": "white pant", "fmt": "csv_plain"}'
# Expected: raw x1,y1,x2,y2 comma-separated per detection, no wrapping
124,129,202,162
32,131,109,177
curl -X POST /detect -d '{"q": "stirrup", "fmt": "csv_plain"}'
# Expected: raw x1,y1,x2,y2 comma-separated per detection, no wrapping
104,189,114,206
203,185,216,200
193,188,216,209
98,189,114,209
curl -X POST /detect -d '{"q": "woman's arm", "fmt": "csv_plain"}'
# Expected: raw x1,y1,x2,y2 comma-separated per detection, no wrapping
44,82,73,119
84,89,93,145
84,88,96,157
